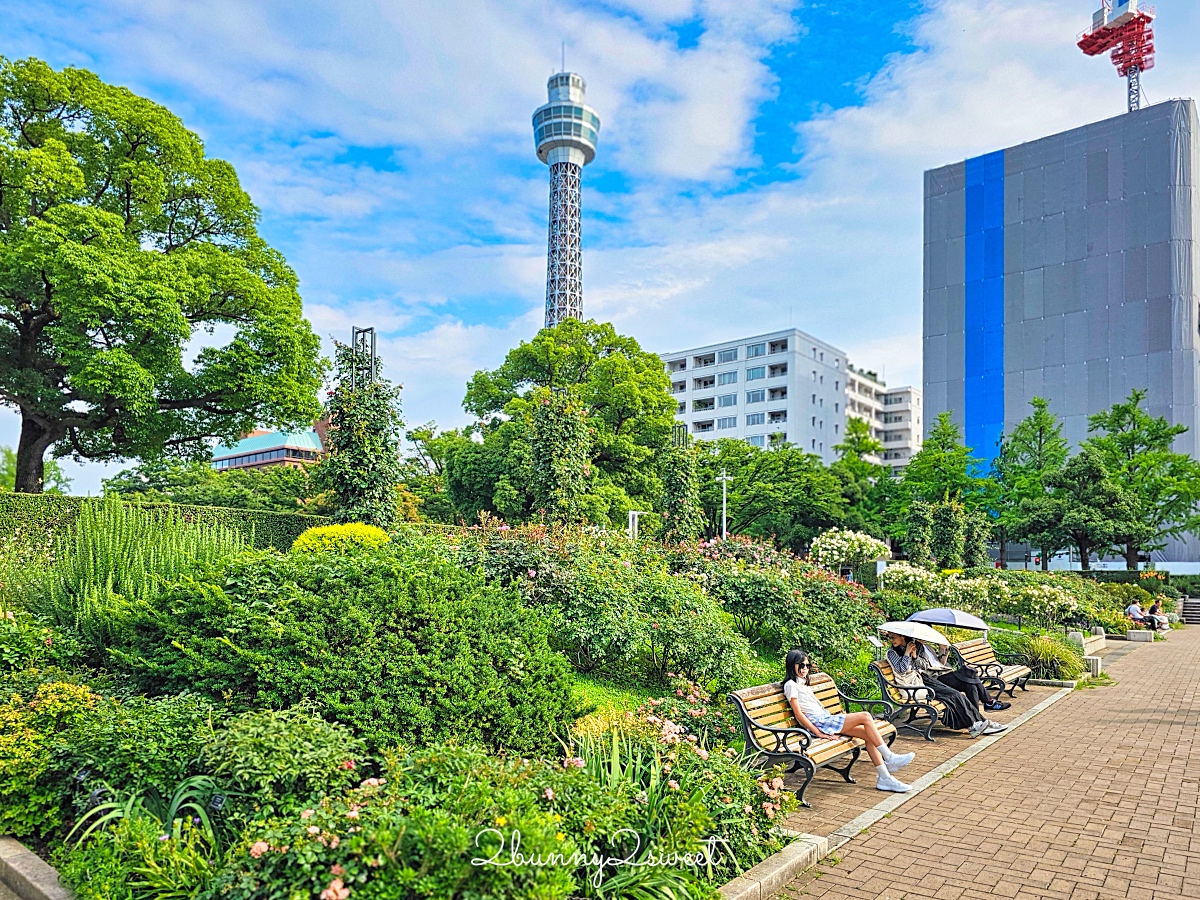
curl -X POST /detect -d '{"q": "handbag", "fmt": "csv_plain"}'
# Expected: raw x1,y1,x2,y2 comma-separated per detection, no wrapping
892,665,931,702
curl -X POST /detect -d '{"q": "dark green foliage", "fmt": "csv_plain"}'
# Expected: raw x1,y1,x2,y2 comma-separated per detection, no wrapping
115,535,579,754
694,439,846,553
0,447,71,493
992,398,1069,569
201,703,364,821
103,458,321,513
831,417,894,540
0,493,324,552
659,444,704,541
0,57,324,493
904,501,933,568
529,389,590,523
930,501,965,569
1042,448,1140,571
872,589,928,623
315,343,405,529
962,510,991,569
901,413,988,507
53,694,217,816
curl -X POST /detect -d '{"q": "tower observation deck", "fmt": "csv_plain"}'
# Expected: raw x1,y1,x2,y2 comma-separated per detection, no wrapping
533,72,600,328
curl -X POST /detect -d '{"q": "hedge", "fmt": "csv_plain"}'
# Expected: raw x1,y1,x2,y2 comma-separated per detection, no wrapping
0,494,326,552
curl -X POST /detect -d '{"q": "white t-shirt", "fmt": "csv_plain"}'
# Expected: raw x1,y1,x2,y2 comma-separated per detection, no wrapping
1126,604,1143,618
783,679,827,721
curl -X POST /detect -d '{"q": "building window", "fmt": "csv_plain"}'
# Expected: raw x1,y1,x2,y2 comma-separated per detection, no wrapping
811,371,817,381
834,402,839,412
717,393,737,408
746,366,766,380
717,416,737,430
746,389,765,404
668,359,686,372
811,416,816,426
835,359,840,369
717,348,738,363
811,439,816,449
747,342,766,358
819,352,824,362
746,412,765,426
693,420,714,433
694,375,715,390
694,353,715,368
769,432,787,447
811,394,816,404
834,423,839,434
671,381,686,394
819,420,823,429
768,387,787,401
693,398,714,412
717,371,738,386
834,381,839,391
769,340,788,354
748,435,766,447
677,402,685,414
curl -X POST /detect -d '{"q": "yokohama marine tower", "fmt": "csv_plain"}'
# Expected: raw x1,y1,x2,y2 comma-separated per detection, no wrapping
533,72,601,328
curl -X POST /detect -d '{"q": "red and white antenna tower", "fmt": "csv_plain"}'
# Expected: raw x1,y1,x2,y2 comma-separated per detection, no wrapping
1078,1,1156,112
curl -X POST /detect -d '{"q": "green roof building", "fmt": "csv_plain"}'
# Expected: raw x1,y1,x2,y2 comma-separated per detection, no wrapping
212,428,325,471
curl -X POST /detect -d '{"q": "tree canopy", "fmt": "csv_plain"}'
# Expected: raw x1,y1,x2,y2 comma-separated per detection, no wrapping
102,457,321,513
0,57,324,492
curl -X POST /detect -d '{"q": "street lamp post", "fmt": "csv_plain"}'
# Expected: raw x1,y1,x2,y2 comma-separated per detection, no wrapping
627,510,650,541
715,468,732,539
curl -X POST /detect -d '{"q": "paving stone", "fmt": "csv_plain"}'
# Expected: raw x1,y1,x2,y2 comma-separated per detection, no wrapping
785,627,1200,899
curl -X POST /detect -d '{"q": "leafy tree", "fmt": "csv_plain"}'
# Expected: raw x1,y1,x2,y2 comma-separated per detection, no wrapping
0,446,71,494
962,509,991,568
398,424,462,524
314,344,404,529
659,443,704,542
930,501,965,569
102,457,322,512
528,389,590,523
0,58,324,492
1040,447,1140,571
694,439,845,553
901,412,988,507
1086,389,1200,569
904,501,933,568
463,319,674,514
831,416,894,539
993,398,1069,570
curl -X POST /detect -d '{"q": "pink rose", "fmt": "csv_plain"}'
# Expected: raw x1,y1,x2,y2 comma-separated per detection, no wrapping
249,841,269,859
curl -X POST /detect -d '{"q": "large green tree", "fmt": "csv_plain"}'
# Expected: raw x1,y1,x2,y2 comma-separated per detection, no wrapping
1038,447,1140,571
0,445,70,493
831,416,894,539
694,438,846,553
0,58,324,492
448,320,674,526
993,397,1069,570
901,412,988,507
1086,390,1200,569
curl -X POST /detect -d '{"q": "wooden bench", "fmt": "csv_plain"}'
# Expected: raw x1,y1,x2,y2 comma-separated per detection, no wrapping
869,659,949,742
728,673,897,807
952,637,1032,700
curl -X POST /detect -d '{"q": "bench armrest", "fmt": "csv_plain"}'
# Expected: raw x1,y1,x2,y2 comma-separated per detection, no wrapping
994,650,1028,667
879,677,931,703
750,721,815,753
838,689,896,718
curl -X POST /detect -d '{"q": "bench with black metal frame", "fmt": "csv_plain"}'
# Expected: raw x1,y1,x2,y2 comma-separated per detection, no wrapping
869,658,949,742
951,637,1032,701
728,673,897,808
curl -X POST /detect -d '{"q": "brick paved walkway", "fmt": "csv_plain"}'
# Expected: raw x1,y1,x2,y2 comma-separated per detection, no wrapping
785,629,1200,900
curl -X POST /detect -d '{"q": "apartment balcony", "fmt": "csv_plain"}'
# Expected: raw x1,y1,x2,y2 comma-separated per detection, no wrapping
693,420,714,433
693,398,715,412
693,353,716,368
768,410,787,425
768,387,788,401
667,359,686,373
671,381,687,394
768,363,788,378
768,339,788,354
693,376,715,391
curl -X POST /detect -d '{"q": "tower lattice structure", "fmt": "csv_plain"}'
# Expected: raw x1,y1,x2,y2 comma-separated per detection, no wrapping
1078,1,1155,112
533,72,600,328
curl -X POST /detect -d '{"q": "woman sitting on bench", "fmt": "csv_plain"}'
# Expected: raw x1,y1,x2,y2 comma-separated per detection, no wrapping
783,649,916,794
885,633,1005,738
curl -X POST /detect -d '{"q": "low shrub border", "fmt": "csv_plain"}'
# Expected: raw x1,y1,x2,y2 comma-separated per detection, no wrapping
0,494,326,552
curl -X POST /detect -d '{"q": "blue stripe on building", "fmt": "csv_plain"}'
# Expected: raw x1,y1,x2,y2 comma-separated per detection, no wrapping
963,150,1004,466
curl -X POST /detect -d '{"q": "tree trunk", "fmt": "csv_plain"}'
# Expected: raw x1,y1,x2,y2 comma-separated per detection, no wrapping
1040,546,1049,571
998,532,1008,569
1124,542,1139,571
14,413,57,493
1079,544,1092,571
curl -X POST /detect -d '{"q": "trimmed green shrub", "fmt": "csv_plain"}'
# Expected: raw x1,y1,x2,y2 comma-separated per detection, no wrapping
201,703,365,821
115,536,579,754
904,501,933,568
0,493,324,553
290,522,390,554
930,501,965,570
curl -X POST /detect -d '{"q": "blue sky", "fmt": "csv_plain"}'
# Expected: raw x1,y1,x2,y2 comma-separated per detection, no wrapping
2,0,1199,493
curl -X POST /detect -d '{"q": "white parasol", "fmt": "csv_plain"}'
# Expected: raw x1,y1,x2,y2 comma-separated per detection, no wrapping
878,620,950,647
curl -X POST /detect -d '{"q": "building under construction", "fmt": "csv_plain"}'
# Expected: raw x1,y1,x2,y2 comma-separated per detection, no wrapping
922,99,1200,562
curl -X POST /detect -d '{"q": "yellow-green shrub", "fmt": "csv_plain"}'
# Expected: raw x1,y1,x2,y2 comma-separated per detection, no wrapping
0,681,99,838
290,523,390,554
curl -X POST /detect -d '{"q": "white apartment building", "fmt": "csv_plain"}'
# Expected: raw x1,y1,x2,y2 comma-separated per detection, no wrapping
845,365,924,474
661,328,850,464
663,329,923,471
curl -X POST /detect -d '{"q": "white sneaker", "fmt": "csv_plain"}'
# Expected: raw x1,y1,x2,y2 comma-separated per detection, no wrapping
876,772,911,793
983,720,1007,734
884,751,915,772
968,720,987,738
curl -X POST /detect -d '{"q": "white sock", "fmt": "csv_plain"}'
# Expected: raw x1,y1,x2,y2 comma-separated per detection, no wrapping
876,743,894,761
875,763,890,778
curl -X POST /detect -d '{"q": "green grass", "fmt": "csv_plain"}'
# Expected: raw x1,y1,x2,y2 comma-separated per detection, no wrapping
572,674,657,714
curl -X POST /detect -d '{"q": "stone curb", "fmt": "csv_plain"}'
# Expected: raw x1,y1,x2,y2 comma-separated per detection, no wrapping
0,838,72,900
719,686,1075,899
1026,677,1081,688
